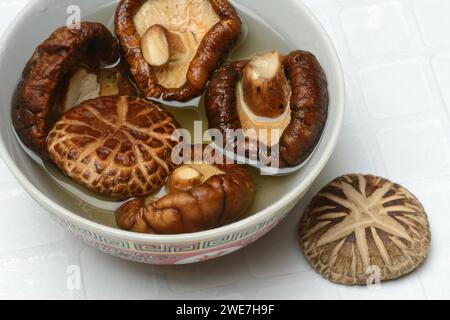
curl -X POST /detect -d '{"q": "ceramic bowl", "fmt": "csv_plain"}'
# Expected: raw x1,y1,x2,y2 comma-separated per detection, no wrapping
0,0,344,265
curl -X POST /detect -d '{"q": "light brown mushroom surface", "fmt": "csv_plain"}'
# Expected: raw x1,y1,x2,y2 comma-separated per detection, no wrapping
13,22,135,159
61,64,136,112
115,0,242,101
116,146,255,234
299,174,431,285
47,96,180,198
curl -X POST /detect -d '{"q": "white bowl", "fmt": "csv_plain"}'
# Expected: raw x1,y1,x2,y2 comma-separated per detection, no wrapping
0,0,344,265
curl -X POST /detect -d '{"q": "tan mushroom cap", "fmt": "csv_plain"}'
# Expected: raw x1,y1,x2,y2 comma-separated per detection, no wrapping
299,174,431,285
47,96,180,198
116,146,255,234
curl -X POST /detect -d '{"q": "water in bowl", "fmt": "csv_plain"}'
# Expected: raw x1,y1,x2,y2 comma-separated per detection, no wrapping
35,1,300,227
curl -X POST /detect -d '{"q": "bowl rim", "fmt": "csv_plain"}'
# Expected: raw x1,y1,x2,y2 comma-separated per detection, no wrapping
0,0,345,244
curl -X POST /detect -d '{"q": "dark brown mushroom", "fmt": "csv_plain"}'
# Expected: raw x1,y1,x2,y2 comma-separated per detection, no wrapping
205,50,329,167
115,0,242,102
116,145,255,234
13,22,136,159
47,96,180,198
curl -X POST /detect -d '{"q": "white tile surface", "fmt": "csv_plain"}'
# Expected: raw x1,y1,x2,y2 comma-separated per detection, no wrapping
432,54,450,114
164,254,240,294
342,82,359,125
1,0,450,300
359,60,432,119
257,271,341,300
377,122,450,182
317,134,376,186
0,159,16,184
415,187,450,250
338,274,426,300
80,247,159,300
245,206,309,278
412,0,450,47
419,248,450,300
0,181,65,253
0,252,73,299
341,2,412,59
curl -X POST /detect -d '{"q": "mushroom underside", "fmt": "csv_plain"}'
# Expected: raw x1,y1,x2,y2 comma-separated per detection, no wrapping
13,22,126,159
61,64,136,112
115,0,242,101
134,0,221,89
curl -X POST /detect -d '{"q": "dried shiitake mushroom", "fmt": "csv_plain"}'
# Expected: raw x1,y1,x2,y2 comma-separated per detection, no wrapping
299,174,431,285
116,146,255,234
115,0,242,102
47,96,180,198
205,50,329,167
13,22,135,159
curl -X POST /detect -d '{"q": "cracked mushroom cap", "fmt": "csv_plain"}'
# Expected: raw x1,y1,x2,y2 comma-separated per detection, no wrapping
299,174,431,285
115,0,242,102
205,50,329,167
116,146,255,234
47,96,180,198
13,22,135,159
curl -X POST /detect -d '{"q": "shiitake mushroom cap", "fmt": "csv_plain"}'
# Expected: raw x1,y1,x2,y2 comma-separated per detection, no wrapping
47,96,180,198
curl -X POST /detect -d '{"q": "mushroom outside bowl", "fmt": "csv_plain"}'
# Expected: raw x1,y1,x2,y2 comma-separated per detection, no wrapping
0,0,344,265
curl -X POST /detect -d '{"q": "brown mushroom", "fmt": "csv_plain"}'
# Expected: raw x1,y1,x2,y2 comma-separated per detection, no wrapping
13,22,135,159
115,0,242,102
299,174,431,285
205,50,328,167
116,146,255,234
47,96,180,198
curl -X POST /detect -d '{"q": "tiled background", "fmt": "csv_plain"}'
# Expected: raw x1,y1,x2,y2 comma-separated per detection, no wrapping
0,0,449,299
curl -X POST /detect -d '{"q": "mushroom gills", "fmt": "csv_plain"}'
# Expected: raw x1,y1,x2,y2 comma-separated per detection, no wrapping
133,0,221,88
63,68,100,111
63,68,124,111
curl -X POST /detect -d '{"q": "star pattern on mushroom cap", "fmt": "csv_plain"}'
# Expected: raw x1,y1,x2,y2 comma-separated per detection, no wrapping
299,174,431,285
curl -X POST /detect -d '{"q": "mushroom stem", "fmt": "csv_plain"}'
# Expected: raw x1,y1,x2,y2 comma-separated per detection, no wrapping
242,51,289,118
141,24,185,67
167,166,203,193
